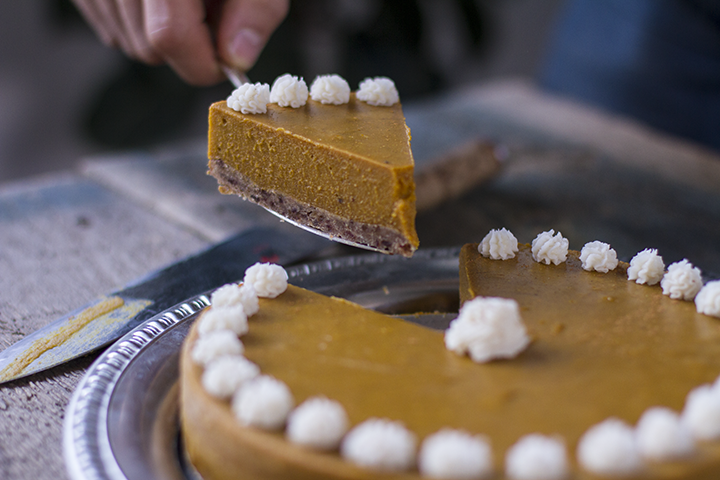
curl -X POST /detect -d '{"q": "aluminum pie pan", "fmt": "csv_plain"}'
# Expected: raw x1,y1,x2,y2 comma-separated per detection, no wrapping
63,247,461,480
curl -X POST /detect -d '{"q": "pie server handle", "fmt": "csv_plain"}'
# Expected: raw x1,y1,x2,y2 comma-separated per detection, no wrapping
0,227,331,384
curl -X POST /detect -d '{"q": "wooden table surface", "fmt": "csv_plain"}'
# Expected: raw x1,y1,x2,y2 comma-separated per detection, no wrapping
2,80,720,480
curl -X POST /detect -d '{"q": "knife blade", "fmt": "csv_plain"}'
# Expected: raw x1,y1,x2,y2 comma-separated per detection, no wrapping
0,226,331,384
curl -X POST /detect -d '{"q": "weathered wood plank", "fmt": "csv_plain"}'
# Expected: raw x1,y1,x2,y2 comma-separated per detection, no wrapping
80,142,283,243
459,80,720,194
0,173,207,480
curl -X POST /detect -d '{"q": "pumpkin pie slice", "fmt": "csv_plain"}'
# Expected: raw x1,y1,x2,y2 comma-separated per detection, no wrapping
181,246,720,480
207,93,418,257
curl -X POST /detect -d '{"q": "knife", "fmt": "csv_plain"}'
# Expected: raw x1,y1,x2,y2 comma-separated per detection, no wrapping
0,226,331,384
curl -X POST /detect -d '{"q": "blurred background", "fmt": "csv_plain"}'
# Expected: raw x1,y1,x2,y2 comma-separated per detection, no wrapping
0,0,565,182
1,0,719,183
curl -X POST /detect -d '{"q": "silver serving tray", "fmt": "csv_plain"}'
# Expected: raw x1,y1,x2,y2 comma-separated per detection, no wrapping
63,247,461,480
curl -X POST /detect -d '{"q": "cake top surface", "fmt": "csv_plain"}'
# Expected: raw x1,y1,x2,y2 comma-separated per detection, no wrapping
460,243,720,438
210,93,413,168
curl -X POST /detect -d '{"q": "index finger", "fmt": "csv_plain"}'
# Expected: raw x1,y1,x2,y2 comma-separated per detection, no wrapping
216,0,289,71
143,0,225,85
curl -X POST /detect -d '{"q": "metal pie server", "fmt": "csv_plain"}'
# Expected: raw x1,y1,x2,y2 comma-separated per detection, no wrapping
0,226,331,384
221,64,249,88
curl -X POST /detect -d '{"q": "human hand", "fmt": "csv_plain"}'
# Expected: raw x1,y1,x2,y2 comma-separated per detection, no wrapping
71,0,289,85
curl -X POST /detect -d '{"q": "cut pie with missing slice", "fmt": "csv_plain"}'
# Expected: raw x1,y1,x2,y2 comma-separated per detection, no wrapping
181,243,720,480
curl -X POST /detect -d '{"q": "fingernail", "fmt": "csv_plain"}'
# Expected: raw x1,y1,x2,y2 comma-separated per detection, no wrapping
229,29,262,70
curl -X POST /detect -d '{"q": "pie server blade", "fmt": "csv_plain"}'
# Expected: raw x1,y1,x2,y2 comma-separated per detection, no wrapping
262,207,394,255
221,64,249,88
0,227,331,384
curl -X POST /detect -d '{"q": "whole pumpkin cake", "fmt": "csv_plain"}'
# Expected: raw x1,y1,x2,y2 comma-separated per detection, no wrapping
180,229,720,480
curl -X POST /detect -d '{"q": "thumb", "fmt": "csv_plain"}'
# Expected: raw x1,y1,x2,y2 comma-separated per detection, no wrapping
217,0,289,72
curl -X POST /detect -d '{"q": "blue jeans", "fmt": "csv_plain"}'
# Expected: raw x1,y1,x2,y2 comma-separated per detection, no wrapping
540,0,720,152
